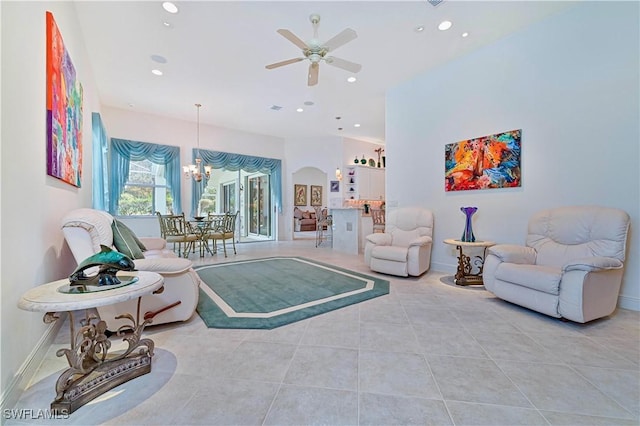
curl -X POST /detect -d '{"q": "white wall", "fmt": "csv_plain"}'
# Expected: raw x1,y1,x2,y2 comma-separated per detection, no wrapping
386,2,639,310
1,1,101,405
101,106,285,237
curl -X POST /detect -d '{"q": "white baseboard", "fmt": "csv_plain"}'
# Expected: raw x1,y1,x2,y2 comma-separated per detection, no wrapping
618,294,640,311
430,262,456,275
0,313,65,412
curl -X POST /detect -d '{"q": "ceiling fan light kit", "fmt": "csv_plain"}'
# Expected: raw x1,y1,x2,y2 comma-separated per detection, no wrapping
265,14,362,86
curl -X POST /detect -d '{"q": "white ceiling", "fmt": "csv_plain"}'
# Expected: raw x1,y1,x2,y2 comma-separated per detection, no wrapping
74,1,575,144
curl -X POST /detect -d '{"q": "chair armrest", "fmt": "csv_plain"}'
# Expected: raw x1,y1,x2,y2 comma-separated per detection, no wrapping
134,257,193,274
366,233,392,245
408,236,432,247
487,244,536,265
139,237,167,251
563,256,623,272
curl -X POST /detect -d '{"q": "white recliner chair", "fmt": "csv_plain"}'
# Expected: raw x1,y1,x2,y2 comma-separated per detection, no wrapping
483,205,630,323
364,207,434,277
61,208,201,331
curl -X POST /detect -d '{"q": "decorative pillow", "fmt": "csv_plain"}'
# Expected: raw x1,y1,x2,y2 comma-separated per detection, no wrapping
302,211,311,219
293,207,303,219
111,219,145,259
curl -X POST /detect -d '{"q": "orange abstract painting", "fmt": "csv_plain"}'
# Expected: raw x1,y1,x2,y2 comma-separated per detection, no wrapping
445,129,521,192
46,12,83,187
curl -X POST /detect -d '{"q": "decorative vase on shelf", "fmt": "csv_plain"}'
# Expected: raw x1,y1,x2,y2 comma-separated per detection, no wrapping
460,207,477,242
354,156,359,164
360,155,367,165
382,156,386,168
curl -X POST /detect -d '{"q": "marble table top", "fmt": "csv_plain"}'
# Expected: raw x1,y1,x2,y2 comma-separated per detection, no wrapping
443,239,496,247
18,271,164,313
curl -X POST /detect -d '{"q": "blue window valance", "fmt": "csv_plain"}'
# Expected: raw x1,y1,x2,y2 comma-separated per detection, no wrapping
109,138,182,215
191,148,282,217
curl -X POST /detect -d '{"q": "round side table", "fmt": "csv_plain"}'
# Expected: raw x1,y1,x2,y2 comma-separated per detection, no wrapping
18,271,164,415
443,239,495,286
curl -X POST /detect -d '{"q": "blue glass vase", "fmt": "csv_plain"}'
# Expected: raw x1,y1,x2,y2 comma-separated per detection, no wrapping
460,207,477,242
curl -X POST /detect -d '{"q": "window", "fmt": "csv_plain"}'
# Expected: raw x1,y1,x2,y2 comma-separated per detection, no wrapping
109,138,182,215
222,182,236,213
119,160,173,215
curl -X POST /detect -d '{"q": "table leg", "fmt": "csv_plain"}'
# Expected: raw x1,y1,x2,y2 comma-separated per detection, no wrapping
46,298,154,415
454,245,487,286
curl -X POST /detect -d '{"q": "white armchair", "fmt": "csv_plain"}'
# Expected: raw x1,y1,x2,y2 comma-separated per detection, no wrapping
483,205,630,323
61,208,201,331
364,207,434,277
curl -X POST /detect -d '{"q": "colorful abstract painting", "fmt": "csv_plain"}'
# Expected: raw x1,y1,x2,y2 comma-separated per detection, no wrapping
445,129,521,192
46,12,83,187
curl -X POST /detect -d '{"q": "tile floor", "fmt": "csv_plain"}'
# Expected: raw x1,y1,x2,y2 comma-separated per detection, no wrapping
9,240,640,425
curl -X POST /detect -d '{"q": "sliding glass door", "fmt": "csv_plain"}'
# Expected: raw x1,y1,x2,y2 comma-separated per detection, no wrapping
247,174,270,238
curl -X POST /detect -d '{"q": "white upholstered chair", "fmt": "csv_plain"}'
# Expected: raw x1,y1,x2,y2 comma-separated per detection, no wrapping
61,208,201,331
364,207,434,277
483,205,630,323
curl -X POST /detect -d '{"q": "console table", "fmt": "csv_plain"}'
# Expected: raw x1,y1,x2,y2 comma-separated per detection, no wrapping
443,239,495,286
18,271,164,415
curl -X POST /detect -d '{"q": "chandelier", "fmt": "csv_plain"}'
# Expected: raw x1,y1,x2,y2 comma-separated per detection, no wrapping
183,103,212,182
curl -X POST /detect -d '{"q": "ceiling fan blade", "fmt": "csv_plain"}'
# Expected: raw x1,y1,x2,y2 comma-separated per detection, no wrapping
323,28,357,52
277,29,308,50
325,56,362,73
265,57,305,70
308,63,319,86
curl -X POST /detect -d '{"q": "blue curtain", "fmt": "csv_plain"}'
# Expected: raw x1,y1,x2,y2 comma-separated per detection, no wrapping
91,113,109,210
109,138,182,215
191,149,282,217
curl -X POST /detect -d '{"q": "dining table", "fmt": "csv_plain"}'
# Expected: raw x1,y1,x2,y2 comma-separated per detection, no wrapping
189,215,226,257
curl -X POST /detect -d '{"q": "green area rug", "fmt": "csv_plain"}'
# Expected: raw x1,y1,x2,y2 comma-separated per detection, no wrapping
195,257,389,329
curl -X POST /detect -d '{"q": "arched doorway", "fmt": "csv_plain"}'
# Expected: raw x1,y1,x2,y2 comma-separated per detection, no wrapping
291,167,327,240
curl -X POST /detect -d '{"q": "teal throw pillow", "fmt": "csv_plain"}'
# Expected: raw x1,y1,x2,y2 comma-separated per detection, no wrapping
111,219,146,260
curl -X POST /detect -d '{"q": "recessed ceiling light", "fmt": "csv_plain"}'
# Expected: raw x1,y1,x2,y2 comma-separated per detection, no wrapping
296,108,304,112
438,20,452,31
347,76,357,83
462,32,469,38
270,105,282,111
335,116,342,120
128,103,135,108
304,101,314,106
414,25,425,33
338,127,343,131
162,2,178,14
162,21,173,28
151,54,167,64
354,123,361,128
151,69,163,76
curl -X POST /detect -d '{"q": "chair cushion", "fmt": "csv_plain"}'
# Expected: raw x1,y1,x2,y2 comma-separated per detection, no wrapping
495,263,562,295
392,228,420,248
111,219,145,259
371,245,409,262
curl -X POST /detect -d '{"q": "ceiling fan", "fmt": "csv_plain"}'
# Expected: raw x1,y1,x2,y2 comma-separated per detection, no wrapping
265,14,362,86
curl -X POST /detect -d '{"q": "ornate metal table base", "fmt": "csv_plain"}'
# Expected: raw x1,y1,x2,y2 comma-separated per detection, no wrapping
451,243,493,286
45,309,154,415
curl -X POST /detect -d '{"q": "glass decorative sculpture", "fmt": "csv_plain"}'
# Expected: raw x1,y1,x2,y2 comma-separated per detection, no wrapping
460,207,478,242
69,245,136,287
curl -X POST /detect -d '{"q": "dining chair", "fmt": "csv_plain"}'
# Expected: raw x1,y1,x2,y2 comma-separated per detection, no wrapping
155,212,199,257
371,209,386,233
211,211,239,257
204,213,232,256
315,207,332,248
